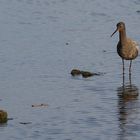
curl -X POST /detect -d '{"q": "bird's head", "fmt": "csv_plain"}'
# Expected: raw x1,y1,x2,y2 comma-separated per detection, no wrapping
111,22,125,37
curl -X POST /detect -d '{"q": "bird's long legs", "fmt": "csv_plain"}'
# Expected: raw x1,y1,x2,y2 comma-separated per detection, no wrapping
122,59,125,86
122,59,132,75
122,59,125,75
122,59,133,86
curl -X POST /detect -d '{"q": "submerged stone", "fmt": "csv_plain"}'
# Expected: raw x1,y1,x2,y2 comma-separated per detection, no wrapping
81,71,94,78
0,110,8,123
71,69,81,76
71,69,102,78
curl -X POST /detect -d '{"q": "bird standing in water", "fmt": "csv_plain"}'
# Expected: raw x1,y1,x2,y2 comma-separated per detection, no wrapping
111,22,139,74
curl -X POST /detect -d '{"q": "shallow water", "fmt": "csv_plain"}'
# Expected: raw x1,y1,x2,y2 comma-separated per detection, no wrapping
0,0,140,139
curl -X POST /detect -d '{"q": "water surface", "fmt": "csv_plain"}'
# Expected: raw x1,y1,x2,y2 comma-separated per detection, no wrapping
0,0,140,140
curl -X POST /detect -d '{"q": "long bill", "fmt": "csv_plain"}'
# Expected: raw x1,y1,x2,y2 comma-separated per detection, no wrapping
111,28,118,37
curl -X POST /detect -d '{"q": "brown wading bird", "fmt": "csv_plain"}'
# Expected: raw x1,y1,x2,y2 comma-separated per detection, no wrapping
111,22,139,74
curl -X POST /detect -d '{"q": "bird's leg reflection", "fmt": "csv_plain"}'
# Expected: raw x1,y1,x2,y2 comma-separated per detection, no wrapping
117,74,139,140
129,70,132,86
122,69,132,87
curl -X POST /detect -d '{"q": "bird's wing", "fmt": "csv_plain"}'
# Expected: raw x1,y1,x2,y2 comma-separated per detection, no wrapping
128,38,139,52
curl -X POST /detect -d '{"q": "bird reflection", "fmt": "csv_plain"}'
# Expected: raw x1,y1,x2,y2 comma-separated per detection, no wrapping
119,73,138,101
117,73,139,140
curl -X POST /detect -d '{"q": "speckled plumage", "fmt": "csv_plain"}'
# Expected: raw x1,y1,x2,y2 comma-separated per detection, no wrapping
117,38,139,60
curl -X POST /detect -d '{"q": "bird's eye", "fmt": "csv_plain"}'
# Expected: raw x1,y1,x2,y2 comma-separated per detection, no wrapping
120,24,123,28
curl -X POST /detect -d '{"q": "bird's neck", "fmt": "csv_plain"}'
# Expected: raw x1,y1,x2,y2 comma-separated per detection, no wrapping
119,29,127,46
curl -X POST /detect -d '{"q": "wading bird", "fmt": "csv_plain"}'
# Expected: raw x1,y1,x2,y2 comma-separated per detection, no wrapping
111,22,139,74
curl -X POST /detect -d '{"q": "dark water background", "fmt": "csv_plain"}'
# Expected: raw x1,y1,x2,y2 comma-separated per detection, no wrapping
0,0,140,139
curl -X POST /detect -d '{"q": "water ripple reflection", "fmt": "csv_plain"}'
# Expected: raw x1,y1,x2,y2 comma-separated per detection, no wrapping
117,74,140,140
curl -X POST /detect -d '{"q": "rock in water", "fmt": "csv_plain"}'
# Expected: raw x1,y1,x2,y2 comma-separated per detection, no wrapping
81,71,94,78
70,69,101,78
0,110,8,123
71,69,81,76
